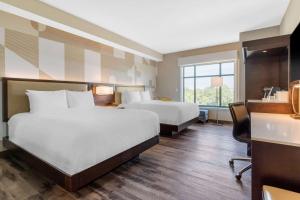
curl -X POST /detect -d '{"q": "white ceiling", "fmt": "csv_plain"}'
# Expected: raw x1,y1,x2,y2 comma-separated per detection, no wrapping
40,0,290,54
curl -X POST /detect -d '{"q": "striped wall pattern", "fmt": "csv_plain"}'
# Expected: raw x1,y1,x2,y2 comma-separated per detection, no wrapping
0,11,158,89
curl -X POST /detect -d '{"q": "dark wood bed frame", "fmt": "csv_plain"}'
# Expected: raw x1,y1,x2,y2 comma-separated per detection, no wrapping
160,117,199,136
2,77,159,192
3,136,159,192
114,85,199,137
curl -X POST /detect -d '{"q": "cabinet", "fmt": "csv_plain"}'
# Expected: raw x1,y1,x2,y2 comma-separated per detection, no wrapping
243,35,290,101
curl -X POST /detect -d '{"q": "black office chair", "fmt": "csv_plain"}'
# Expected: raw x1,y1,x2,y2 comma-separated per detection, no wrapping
228,102,251,180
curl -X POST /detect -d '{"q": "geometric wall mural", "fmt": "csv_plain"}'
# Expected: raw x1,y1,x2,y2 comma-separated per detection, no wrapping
84,49,101,82
0,10,158,91
39,37,65,80
5,48,39,79
0,27,4,46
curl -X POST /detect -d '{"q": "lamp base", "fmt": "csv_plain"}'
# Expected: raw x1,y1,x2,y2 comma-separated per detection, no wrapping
290,114,300,120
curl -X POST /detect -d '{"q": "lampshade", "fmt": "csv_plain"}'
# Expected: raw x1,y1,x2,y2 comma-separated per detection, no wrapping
95,86,114,95
293,83,300,88
291,80,300,118
211,77,223,87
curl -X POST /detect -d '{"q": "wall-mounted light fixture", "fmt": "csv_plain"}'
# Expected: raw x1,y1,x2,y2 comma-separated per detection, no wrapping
93,85,114,95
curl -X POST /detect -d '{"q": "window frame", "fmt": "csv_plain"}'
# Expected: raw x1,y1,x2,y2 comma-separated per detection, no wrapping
182,61,235,108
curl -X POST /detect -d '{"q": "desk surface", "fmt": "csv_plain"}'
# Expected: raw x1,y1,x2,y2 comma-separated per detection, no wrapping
248,99,288,104
251,112,300,147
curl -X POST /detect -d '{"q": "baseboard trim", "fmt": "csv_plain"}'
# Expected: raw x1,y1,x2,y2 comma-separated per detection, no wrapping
208,119,233,125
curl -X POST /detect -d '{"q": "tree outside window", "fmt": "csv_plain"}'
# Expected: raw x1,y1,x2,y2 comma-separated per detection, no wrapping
182,62,235,107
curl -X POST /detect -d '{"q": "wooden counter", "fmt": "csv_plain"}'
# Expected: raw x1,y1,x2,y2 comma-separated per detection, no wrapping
247,101,293,114
251,113,300,200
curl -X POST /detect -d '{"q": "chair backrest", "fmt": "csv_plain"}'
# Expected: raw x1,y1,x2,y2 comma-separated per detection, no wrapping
228,102,251,142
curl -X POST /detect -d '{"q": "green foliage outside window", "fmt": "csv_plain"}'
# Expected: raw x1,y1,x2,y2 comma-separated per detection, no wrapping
184,85,233,106
182,62,235,107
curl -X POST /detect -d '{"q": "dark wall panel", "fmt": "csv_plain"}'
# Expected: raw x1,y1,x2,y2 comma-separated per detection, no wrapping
290,23,300,82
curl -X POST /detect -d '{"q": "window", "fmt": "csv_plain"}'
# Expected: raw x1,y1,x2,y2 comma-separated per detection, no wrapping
182,61,235,107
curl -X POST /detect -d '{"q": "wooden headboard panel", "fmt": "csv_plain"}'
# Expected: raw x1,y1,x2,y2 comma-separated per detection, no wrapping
2,78,89,122
114,85,145,105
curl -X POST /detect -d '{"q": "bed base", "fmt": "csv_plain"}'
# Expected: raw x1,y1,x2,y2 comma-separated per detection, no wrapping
159,117,199,136
3,135,159,192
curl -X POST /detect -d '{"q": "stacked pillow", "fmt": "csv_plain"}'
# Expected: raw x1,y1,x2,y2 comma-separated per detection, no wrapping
66,91,95,108
26,90,95,114
122,90,152,104
140,91,152,101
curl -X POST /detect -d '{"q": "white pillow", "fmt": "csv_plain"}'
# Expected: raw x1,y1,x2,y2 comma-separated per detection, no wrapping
26,90,68,114
123,91,141,104
140,91,152,101
66,90,95,108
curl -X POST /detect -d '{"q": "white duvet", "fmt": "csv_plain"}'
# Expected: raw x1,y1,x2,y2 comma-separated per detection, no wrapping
8,107,159,175
120,100,199,125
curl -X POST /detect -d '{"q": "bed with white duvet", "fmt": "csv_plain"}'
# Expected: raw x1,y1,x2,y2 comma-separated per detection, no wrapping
119,91,199,126
3,79,160,191
120,100,199,125
8,107,159,175
8,85,161,178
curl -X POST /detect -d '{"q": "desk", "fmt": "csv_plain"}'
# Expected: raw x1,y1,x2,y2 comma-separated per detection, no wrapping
247,101,293,114
251,113,300,200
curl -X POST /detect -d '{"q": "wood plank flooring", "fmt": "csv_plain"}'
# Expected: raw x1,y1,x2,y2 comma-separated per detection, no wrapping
0,123,251,200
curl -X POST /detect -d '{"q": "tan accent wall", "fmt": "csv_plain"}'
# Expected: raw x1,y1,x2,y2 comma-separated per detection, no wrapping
65,44,84,81
101,54,133,84
5,29,39,67
0,0,162,61
39,70,53,80
240,26,280,42
0,45,4,77
39,26,103,54
0,10,158,137
0,10,157,87
280,0,300,35
0,11,38,36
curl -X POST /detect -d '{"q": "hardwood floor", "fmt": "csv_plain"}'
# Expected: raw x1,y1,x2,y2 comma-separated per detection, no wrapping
0,123,251,200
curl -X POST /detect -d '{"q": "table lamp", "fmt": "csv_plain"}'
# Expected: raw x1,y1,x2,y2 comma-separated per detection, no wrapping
94,85,114,95
291,80,300,119
211,76,223,125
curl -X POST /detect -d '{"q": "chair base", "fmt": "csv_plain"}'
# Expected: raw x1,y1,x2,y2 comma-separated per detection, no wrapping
229,157,251,180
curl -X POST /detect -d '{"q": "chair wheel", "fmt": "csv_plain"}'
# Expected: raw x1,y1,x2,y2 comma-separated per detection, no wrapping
229,160,234,167
235,174,241,180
